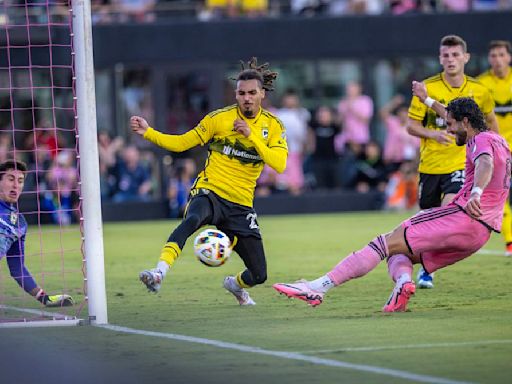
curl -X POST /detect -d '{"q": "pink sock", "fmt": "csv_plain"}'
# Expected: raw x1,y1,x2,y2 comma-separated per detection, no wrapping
387,254,413,283
327,235,388,286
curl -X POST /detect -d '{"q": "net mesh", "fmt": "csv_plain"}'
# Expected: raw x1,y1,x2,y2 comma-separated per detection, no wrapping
0,0,85,323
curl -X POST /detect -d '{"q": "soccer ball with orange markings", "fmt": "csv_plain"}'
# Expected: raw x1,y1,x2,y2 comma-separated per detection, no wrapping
193,229,232,267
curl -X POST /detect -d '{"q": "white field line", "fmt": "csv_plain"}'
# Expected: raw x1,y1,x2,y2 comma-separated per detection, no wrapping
300,339,512,354
0,305,81,328
0,304,78,319
99,324,473,384
476,249,507,255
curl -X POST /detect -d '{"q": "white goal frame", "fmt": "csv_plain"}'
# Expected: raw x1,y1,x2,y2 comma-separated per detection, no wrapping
0,0,107,328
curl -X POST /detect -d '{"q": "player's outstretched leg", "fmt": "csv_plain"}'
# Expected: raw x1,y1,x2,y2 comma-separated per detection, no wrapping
273,280,324,307
139,269,163,293
416,266,434,289
223,276,255,306
383,279,416,312
45,294,74,307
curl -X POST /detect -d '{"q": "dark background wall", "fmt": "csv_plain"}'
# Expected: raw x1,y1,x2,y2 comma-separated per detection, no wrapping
92,12,512,67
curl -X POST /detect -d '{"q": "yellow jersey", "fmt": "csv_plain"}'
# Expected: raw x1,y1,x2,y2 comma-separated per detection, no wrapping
478,68,512,148
408,73,495,174
144,105,288,207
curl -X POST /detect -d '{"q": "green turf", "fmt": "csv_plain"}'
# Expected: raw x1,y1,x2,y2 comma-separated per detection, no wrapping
1,211,512,383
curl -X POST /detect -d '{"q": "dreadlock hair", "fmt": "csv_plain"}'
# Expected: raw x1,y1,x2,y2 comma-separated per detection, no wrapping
446,97,488,133
235,57,278,92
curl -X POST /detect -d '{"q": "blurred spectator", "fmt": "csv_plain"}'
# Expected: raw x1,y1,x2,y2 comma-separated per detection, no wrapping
240,0,269,17
290,0,327,16
388,0,417,14
0,132,12,163
255,164,279,196
168,158,196,218
91,0,114,24
113,0,156,22
441,0,470,12
275,89,310,195
472,0,505,11
336,81,374,152
24,120,65,162
338,141,362,189
43,150,79,225
98,131,124,199
200,0,238,19
354,141,388,194
328,0,383,14
385,160,418,210
24,147,52,194
309,106,339,189
379,94,419,172
112,146,153,202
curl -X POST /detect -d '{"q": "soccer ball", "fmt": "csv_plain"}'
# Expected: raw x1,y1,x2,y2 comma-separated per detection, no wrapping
193,229,232,267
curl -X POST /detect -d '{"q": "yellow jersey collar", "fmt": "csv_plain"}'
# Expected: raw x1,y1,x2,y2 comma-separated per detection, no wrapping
441,72,467,92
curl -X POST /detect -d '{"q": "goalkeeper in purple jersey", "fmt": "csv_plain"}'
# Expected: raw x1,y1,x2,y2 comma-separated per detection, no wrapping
0,160,73,307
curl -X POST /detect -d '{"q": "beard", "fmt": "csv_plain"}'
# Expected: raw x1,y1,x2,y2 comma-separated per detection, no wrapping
455,131,467,146
242,108,254,118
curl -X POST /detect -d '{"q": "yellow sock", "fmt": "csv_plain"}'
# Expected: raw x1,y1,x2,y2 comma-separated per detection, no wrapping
502,202,512,245
159,242,181,267
236,271,251,288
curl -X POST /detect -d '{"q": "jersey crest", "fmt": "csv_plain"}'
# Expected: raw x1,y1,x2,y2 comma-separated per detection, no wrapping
10,212,17,225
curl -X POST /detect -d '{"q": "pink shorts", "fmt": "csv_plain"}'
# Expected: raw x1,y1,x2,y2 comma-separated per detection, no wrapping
402,205,491,273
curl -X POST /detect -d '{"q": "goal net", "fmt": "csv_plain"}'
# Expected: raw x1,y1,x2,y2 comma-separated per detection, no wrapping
0,0,106,327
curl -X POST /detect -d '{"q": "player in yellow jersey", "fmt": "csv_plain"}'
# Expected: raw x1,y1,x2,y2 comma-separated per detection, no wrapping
407,35,499,288
131,58,288,305
478,40,512,256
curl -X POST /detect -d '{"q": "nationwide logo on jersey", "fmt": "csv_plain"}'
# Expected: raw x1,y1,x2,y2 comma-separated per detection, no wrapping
209,137,263,166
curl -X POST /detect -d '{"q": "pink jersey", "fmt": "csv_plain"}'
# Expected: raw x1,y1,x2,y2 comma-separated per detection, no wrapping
452,131,511,232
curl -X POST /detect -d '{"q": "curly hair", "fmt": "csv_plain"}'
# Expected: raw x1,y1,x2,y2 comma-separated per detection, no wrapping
446,97,488,132
235,57,278,92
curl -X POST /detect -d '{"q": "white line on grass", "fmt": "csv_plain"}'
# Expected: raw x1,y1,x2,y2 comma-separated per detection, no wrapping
300,339,512,354
0,304,78,319
99,324,473,384
476,249,506,255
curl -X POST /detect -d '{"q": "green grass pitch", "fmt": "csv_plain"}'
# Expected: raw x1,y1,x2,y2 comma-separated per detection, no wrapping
1,211,511,383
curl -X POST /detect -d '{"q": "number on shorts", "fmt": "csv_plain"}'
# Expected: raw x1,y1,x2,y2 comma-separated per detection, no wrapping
450,170,465,184
246,213,259,230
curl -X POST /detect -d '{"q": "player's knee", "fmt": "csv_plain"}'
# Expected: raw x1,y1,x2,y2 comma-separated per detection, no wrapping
252,270,267,285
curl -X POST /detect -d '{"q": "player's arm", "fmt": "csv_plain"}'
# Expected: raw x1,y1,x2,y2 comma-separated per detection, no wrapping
484,111,499,133
407,81,452,145
5,235,38,294
233,118,287,173
465,154,493,219
130,116,205,152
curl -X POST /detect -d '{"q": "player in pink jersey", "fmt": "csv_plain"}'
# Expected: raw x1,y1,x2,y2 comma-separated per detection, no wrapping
274,97,511,312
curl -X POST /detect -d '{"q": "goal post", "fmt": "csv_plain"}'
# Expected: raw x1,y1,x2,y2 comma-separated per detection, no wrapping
0,0,107,327
72,0,108,325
